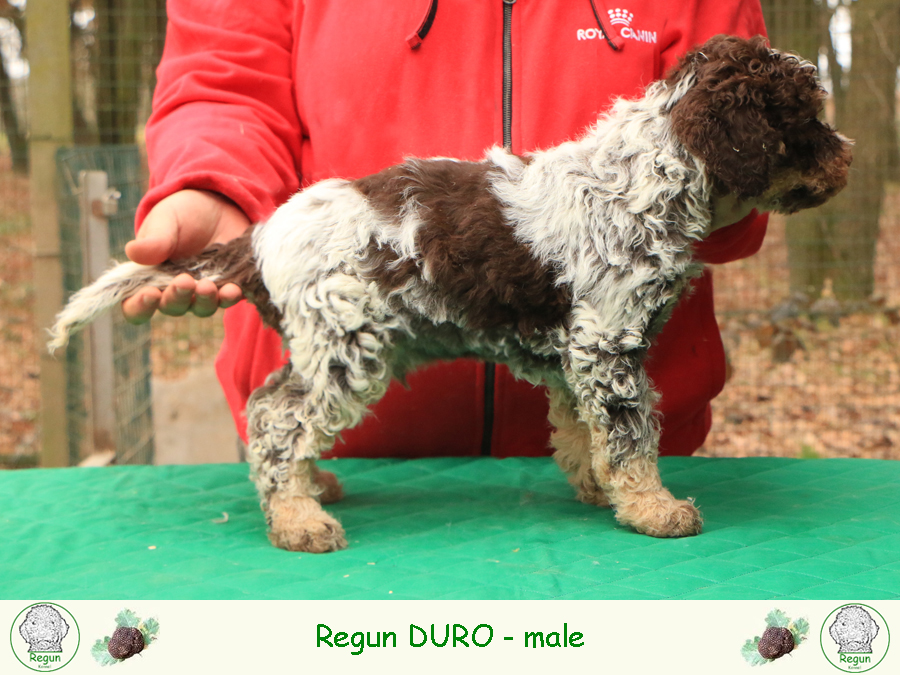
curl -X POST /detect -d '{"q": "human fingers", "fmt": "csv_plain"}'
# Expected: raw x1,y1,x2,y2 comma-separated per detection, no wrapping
123,191,251,320
122,287,162,325
126,278,241,322
191,279,220,318
158,273,198,317
188,279,245,316
164,279,243,318
218,283,244,309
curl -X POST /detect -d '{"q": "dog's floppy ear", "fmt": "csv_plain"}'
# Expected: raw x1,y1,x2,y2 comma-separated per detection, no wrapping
666,35,793,200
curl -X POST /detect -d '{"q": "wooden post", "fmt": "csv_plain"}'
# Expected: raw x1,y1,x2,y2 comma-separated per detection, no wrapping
79,171,120,454
29,1,74,466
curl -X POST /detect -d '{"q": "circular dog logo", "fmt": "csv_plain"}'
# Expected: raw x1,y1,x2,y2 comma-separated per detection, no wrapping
10,603,80,671
820,604,890,672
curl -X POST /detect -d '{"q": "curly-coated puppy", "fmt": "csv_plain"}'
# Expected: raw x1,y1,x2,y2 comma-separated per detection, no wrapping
50,36,851,552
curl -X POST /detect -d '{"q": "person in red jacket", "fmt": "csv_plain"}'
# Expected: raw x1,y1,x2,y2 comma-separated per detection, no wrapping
123,1,768,460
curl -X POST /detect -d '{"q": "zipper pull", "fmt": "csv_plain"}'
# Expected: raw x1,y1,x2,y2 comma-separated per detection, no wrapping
407,0,439,49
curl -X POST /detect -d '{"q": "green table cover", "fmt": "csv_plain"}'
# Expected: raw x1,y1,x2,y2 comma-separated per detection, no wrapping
2,457,899,600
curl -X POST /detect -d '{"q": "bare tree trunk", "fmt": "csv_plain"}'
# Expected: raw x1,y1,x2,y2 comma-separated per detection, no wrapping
70,5,100,146
764,0,900,302
0,0,27,172
828,0,900,301
92,0,167,145
761,0,822,61
762,0,836,299
95,0,143,144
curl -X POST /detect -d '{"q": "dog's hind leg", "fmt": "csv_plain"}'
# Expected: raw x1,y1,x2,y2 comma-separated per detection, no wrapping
566,319,702,538
245,366,343,504
247,298,399,552
548,386,609,508
245,364,349,552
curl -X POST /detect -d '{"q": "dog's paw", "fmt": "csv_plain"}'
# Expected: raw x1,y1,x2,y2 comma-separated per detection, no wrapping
267,495,348,553
315,469,345,504
614,491,702,538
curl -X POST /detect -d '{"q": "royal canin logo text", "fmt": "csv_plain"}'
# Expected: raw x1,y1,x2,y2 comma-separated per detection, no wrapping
577,8,658,44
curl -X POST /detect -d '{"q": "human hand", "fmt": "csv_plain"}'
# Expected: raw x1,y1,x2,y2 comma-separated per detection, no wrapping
122,190,251,323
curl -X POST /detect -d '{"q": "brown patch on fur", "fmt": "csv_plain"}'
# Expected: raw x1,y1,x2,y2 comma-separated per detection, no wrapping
159,229,285,333
354,159,571,334
667,35,852,203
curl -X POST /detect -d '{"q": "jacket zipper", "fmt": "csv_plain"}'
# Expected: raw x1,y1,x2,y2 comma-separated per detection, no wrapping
481,0,516,457
501,0,515,148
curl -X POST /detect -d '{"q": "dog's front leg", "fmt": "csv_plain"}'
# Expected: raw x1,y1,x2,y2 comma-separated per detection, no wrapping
565,318,702,538
246,365,348,553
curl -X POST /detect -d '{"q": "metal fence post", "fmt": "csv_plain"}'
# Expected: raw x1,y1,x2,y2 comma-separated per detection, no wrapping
78,171,121,454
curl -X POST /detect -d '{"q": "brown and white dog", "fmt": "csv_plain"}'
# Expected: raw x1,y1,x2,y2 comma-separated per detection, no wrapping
50,36,851,553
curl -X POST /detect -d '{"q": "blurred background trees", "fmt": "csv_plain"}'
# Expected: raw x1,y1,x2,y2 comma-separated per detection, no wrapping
0,1,166,152
0,0,26,173
763,0,900,302
72,0,166,145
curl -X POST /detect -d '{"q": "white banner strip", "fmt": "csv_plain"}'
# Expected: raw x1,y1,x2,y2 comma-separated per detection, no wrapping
3,600,895,674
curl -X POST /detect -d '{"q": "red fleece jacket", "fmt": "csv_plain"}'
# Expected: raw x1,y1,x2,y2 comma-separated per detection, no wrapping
138,0,768,458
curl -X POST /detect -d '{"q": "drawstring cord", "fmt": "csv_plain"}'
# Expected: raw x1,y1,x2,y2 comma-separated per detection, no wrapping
407,0,439,49
588,0,624,51
407,0,622,53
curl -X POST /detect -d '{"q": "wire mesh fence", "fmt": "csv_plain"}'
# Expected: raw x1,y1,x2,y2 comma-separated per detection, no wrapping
0,1,898,465
0,0,214,468
57,144,155,465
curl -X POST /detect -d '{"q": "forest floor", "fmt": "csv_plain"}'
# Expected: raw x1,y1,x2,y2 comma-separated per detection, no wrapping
702,184,900,459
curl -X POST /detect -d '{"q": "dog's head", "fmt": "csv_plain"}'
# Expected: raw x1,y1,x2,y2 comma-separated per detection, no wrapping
666,35,852,213
829,606,879,648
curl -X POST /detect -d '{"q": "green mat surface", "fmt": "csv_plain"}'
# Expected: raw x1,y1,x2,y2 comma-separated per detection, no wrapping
2,457,899,600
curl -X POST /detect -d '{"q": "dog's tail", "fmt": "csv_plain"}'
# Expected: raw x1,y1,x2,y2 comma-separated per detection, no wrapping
48,230,257,355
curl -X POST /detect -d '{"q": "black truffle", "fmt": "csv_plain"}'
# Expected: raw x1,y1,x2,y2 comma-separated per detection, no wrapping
108,627,145,660
758,626,794,660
